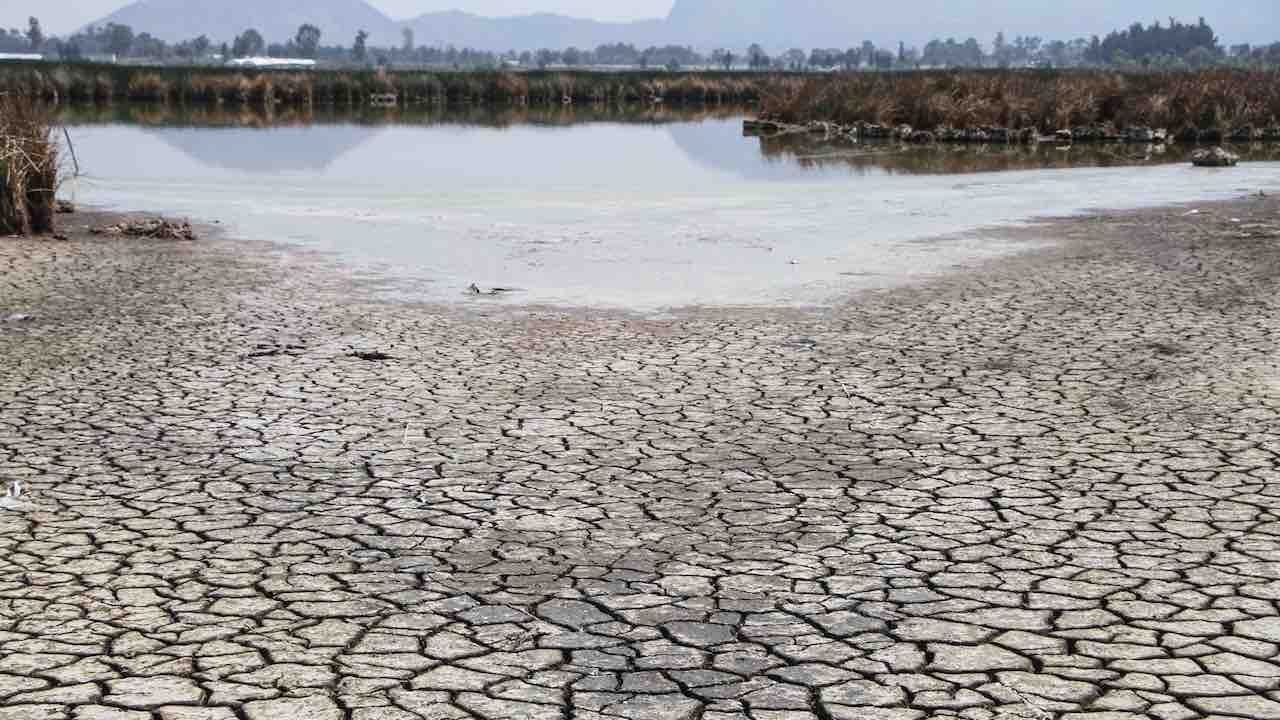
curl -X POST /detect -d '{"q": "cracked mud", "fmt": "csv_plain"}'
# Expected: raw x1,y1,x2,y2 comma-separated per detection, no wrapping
1,198,1279,720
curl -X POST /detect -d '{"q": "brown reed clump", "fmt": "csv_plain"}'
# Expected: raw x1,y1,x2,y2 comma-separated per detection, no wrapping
761,69,1280,134
127,73,172,102
0,97,59,236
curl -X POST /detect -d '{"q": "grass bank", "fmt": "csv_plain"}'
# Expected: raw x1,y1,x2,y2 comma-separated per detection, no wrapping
760,69,1280,138
0,97,58,236
0,62,784,107
54,101,746,129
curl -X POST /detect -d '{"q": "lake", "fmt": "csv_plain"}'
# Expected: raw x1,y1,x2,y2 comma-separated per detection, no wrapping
62,106,1280,310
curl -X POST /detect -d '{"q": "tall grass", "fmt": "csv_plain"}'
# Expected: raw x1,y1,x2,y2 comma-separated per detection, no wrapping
0,62,777,109
0,96,58,236
761,69,1280,134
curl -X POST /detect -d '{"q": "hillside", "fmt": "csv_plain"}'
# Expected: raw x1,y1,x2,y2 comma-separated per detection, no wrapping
404,11,664,52
84,0,1278,50
85,0,402,46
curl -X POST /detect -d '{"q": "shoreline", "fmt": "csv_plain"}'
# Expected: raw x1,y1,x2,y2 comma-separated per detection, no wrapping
2,195,1280,719
54,183,1278,318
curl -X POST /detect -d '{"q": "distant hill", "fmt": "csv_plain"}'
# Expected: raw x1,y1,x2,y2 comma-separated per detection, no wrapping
403,11,664,52
84,0,403,47
85,0,1277,50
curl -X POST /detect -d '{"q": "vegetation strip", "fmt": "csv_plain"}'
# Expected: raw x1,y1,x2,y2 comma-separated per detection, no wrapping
754,69,1280,141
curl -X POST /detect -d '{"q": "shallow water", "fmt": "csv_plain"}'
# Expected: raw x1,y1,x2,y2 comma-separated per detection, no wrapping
65,109,1280,310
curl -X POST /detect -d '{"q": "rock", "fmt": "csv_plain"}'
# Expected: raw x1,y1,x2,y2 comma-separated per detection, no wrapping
1199,128,1225,143
1175,126,1200,143
1230,125,1261,142
1191,147,1239,168
1125,126,1155,143
743,119,793,136
55,199,75,214
908,130,936,144
859,123,891,139
1054,129,1073,144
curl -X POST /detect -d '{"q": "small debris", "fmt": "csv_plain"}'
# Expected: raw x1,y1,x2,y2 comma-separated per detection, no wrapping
51,233,68,241
0,480,29,511
55,199,75,214
4,314,32,323
91,218,197,241
467,283,515,296
782,338,818,349
245,343,306,359
350,350,395,362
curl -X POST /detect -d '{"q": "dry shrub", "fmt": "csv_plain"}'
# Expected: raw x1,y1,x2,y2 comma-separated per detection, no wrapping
0,97,58,236
128,73,171,102
761,69,1280,132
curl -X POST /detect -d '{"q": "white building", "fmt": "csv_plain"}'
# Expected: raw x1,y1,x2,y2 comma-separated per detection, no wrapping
225,57,316,70
0,53,45,62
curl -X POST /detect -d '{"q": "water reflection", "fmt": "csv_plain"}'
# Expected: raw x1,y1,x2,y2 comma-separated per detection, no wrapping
63,104,1280,309
62,104,1280,179
755,133,1280,175
58,103,746,130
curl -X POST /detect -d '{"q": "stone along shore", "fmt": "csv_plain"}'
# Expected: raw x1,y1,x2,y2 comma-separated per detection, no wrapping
1,198,1279,720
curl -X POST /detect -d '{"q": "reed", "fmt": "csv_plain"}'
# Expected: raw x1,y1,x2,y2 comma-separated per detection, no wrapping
760,69,1280,134
0,62,778,109
0,96,58,236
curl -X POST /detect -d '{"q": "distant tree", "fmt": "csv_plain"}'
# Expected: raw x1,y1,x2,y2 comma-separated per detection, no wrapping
192,34,210,58
353,29,369,62
402,27,414,53
294,24,321,58
233,28,264,58
993,30,1012,66
563,46,582,66
747,43,769,70
711,48,735,70
1185,45,1217,68
26,17,43,50
535,48,557,68
106,23,134,57
783,48,806,71
219,42,229,59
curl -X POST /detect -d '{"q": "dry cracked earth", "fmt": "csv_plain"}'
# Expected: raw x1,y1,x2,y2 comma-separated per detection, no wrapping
1,197,1279,720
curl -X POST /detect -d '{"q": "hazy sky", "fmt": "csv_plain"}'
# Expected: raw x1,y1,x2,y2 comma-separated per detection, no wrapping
7,1,676,34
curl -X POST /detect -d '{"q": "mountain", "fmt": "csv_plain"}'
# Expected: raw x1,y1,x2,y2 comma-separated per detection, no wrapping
404,11,664,52
84,0,402,46
84,0,1276,50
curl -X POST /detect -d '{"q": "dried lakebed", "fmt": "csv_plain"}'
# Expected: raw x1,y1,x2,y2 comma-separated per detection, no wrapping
1,197,1280,720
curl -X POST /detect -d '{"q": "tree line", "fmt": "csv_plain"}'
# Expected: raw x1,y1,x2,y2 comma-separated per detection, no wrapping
2,15,1278,71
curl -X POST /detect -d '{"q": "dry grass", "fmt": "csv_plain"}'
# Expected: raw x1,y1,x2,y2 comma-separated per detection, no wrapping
762,69,1280,133
0,96,58,236
0,62,778,109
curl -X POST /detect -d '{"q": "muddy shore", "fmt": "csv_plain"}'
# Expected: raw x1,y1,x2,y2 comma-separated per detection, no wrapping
1,196,1279,720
